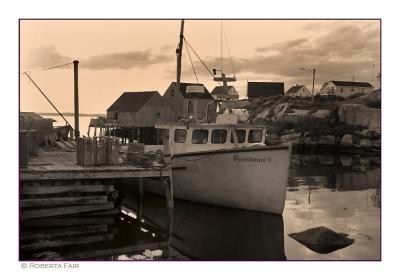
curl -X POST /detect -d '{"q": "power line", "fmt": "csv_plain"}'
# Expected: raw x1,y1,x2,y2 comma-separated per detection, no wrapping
42,62,73,71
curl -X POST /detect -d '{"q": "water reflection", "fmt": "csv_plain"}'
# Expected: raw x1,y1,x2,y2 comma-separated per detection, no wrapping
285,154,381,260
124,194,286,261
19,212,170,261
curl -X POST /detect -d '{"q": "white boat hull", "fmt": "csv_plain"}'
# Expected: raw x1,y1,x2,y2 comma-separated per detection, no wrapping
170,145,291,214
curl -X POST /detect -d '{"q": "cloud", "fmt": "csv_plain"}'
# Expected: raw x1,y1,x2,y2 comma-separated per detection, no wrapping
172,21,380,92
26,46,72,69
81,49,173,70
25,46,174,70
198,22,379,89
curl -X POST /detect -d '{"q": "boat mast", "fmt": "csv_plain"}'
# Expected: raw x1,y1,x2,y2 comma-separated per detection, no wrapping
176,19,185,95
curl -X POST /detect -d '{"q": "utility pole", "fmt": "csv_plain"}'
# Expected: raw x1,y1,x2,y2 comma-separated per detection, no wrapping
301,67,316,103
73,60,80,139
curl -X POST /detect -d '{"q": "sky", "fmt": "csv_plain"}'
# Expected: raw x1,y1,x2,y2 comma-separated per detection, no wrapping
19,19,380,114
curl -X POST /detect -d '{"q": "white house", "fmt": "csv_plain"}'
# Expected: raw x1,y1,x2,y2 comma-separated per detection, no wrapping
285,84,312,97
210,85,240,100
319,81,374,98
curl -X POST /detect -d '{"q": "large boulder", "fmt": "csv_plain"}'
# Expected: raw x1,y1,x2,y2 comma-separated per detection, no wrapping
272,103,290,120
254,108,271,120
360,139,372,148
361,128,381,139
283,109,311,123
311,109,331,119
340,134,353,146
288,226,354,254
338,104,380,129
318,135,335,146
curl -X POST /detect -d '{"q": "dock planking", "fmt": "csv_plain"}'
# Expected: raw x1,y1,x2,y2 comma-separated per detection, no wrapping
20,150,171,180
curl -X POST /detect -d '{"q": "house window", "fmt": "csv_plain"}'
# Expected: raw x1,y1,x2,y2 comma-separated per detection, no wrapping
361,88,365,93
211,129,227,144
192,129,209,144
230,129,246,143
114,112,118,120
171,88,175,97
351,88,354,92
174,129,187,143
248,129,263,143
340,88,343,93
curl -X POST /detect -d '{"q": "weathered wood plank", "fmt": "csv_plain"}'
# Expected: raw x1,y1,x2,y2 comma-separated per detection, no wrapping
20,225,108,241
20,184,114,195
20,196,108,207
21,217,114,227
21,169,171,180
21,202,115,219
21,233,114,250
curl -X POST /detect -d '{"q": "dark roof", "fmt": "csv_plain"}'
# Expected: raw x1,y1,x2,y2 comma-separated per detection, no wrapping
169,82,213,99
20,112,44,119
286,85,304,94
247,82,284,98
331,81,373,87
107,91,159,112
211,85,237,96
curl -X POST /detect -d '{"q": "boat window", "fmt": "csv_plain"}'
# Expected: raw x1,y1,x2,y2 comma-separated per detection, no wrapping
248,129,263,143
174,129,187,143
230,129,246,143
192,129,209,144
211,129,227,144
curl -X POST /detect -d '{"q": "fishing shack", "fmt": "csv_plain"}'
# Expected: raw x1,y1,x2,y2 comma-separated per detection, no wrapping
106,91,176,144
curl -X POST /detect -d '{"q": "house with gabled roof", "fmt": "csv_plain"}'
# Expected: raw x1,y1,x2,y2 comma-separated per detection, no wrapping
285,84,312,97
163,82,215,121
210,85,239,100
247,81,284,99
106,91,175,127
319,80,374,98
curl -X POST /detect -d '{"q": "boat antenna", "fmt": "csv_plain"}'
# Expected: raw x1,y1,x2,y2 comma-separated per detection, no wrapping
221,20,223,72
176,19,185,95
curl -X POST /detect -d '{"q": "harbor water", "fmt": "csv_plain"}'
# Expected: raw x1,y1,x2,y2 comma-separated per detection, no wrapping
22,115,380,261
120,153,381,261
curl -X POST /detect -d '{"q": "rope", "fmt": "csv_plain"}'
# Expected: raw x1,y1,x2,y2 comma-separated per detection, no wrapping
183,37,222,86
184,40,199,84
42,62,73,71
23,72,75,133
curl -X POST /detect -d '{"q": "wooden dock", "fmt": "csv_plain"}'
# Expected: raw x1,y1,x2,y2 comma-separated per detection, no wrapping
20,149,173,220
20,150,171,181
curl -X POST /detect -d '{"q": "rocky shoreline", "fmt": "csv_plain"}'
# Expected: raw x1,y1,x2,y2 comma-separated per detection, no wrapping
244,90,381,155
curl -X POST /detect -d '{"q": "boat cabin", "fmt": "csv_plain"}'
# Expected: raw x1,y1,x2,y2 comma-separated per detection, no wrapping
156,123,267,155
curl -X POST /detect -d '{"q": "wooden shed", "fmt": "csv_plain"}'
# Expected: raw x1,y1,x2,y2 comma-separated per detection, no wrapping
106,91,175,128
247,82,284,99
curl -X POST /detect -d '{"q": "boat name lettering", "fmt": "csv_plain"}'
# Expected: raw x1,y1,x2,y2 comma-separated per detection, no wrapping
233,155,271,163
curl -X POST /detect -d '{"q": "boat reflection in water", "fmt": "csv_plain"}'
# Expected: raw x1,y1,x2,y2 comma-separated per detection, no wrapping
123,192,286,261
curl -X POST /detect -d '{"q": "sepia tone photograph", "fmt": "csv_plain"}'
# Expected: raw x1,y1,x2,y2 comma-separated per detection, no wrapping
19,18,381,261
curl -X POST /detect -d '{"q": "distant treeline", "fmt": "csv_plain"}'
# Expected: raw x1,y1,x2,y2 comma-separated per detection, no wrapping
39,112,106,118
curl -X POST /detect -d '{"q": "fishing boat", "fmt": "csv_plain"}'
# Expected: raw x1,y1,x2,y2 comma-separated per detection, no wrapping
145,20,291,215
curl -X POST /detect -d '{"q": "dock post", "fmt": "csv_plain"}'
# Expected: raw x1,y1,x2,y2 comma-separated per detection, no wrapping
165,175,174,209
137,178,144,222
73,60,80,139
